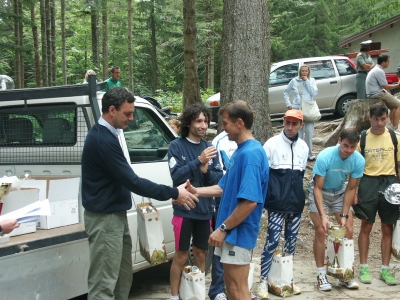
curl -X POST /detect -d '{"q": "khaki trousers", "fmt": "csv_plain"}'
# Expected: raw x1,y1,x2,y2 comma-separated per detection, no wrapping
84,210,133,300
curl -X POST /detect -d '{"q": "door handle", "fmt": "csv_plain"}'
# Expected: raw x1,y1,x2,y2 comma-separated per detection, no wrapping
330,81,337,84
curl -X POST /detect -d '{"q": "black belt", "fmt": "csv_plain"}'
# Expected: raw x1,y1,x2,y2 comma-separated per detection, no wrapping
357,71,368,74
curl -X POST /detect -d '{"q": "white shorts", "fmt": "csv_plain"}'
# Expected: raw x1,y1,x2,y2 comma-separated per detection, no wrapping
214,241,252,265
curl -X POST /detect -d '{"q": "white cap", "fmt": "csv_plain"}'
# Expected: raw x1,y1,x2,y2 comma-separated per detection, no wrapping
360,40,372,45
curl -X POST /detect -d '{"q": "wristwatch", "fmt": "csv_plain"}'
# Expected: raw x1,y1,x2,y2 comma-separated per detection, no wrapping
219,223,230,233
339,213,349,219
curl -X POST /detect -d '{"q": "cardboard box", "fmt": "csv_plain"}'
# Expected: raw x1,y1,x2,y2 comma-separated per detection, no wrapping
1,188,40,215
9,221,36,237
20,177,80,229
37,199,79,229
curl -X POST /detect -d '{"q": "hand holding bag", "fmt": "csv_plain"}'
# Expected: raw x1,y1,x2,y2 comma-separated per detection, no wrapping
179,266,206,300
298,83,321,122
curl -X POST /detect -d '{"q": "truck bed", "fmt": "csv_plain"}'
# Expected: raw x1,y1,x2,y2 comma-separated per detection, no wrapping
0,223,89,300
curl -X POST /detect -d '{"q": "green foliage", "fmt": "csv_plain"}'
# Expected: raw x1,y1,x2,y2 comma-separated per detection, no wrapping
1,0,400,95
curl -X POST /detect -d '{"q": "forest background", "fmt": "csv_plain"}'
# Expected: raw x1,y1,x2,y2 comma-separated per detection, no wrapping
1,0,400,111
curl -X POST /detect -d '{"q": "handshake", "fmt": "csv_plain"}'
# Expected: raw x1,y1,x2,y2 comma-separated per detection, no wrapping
172,180,199,210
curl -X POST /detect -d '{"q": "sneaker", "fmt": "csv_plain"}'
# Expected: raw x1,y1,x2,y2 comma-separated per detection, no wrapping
317,273,332,291
214,293,228,300
308,155,316,161
292,284,302,295
338,279,359,289
359,266,372,284
380,269,398,286
257,280,269,299
251,292,258,300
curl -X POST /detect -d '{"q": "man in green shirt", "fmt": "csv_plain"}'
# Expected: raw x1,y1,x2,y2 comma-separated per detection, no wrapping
103,66,122,92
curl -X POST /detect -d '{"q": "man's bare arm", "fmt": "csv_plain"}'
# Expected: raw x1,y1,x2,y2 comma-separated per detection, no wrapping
342,177,358,226
314,175,330,232
186,179,223,198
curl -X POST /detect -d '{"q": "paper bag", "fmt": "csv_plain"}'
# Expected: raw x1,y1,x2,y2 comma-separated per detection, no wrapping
248,262,255,290
137,202,168,265
392,220,400,259
267,251,294,297
326,236,354,281
179,266,205,300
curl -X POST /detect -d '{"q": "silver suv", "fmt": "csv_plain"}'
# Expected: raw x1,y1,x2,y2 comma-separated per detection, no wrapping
206,56,357,120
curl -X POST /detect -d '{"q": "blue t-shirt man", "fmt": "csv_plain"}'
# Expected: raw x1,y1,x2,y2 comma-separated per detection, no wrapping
217,139,269,249
313,145,365,190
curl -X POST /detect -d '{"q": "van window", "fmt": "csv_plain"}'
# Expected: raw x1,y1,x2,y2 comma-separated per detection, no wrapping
334,59,357,76
269,63,299,86
304,60,335,79
0,103,84,165
123,107,175,163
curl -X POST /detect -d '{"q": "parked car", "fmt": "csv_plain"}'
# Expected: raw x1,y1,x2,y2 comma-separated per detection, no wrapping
206,56,358,121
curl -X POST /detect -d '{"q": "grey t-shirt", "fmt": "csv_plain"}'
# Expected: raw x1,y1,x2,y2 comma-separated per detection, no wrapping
366,65,387,97
356,52,373,72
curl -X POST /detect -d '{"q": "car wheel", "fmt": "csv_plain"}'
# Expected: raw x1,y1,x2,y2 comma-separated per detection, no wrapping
336,95,356,117
187,236,213,275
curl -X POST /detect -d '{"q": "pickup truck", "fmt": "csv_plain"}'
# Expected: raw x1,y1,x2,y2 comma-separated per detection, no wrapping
0,77,210,299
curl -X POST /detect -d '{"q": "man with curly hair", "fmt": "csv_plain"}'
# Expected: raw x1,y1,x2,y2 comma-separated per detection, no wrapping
168,103,223,300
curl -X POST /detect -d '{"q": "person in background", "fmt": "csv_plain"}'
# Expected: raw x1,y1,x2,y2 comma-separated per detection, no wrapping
366,54,400,132
103,66,122,92
257,110,308,299
356,40,374,99
0,219,19,235
208,130,237,300
168,119,181,135
83,69,96,84
354,104,400,286
284,65,318,161
168,103,223,300
187,100,269,300
308,129,365,291
81,87,198,300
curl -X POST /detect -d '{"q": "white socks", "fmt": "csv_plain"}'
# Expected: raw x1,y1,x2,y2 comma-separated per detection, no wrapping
317,267,326,276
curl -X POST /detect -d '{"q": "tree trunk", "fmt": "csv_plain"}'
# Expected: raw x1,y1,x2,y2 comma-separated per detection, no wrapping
13,0,21,88
206,0,214,90
45,0,52,85
208,37,214,90
91,2,99,72
150,0,158,94
101,0,108,81
40,0,48,86
314,99,381,147
50,0,56,86
31,3,41,87
127,0,134,93
220,0,272,143
182,0,202,108
61,0,67,85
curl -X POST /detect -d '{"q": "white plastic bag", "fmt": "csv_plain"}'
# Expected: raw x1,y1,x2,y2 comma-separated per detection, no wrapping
326,236,355,281
268,251,294,297
392,220,400,259
179,267,205,300
137,202,168,265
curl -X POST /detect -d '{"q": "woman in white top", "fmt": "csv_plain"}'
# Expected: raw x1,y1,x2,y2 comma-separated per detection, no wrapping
284,65,318,161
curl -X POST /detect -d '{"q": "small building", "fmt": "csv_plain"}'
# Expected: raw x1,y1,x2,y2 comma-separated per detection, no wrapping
339,14,400,73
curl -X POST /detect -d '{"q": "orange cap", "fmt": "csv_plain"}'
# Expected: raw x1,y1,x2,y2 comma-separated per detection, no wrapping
283,109,303,121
